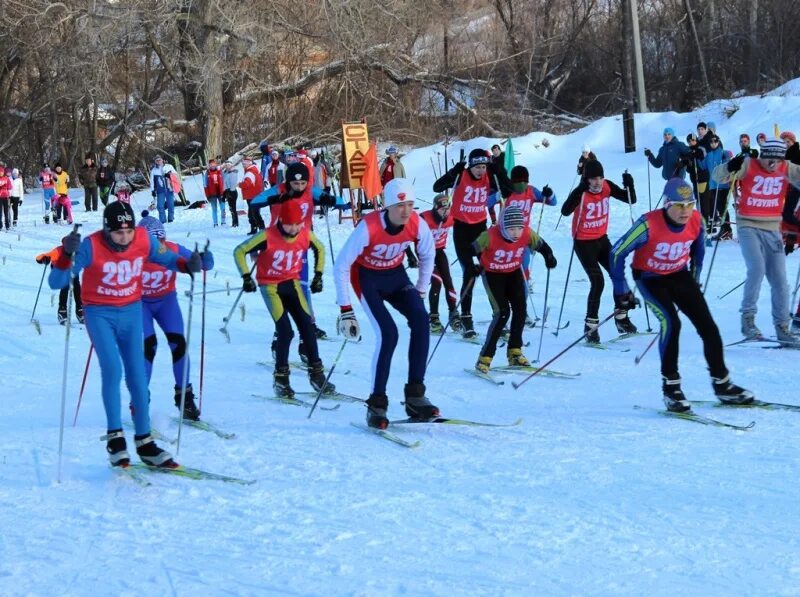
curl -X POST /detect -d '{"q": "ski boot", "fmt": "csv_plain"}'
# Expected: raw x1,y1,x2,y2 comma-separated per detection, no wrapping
507,348,530,367
403,383,440,421
711,375,754,405
584,317,600,344
174,385,201,421
76,308,85,325
461,315,477,339
429,313,443,334
134,434,177,468
448,309,462,332
775,322,799,346
314,325,328,340
741,313,762,340
475,356,492,374
662,376,691,413
57,309,68,325
43,213,50,224
103,429,130,467
308,360,336,395
792,315,800,334
366,393,389,429
273,365,295,397
614,311,638,335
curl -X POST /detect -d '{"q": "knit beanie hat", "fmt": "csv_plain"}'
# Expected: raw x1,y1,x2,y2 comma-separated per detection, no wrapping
663,127,675,136
502,205,525,230
780,131,797,145
760,138,788,160
139,210,165,239
279,200,304,225
383,178,415,208
468,148,490,167
433,193,450,209
286,162,310,183
104,200,135,231
510,165,529,183
661,178,695,206
583,159,604,179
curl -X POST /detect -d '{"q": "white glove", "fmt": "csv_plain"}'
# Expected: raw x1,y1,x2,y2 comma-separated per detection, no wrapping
337,308,360,339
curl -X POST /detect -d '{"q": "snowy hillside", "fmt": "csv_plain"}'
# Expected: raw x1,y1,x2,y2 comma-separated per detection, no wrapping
3,83,800,595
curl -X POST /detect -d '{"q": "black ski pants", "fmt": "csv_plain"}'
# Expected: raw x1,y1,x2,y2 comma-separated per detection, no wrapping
261,280,319,369
58,277,83,315
480,269,527,359
453,219,487,317
224,190,239,227
247,200,265,232
574,236,613,320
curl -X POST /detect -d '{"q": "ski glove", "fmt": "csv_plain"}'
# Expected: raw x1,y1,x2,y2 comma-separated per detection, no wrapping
644,149,653,158
622,172,634,189
61,231,81,256
541,185,553,198
311,272,323,293
785,234,797,256
406,250,419,269
186,251,203,274
727,154,745,173
614,291,639,311
337,307,360,339
242,273,257,293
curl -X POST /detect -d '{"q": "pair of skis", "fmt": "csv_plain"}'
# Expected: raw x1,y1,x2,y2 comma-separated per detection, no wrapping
465,364,580,385
351,416,523,449
116,463,254,486
635,398,800,430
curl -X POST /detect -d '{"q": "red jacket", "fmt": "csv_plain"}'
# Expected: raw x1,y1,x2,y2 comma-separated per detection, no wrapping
204,168,224,198
239,164,264,201
0,174,11,199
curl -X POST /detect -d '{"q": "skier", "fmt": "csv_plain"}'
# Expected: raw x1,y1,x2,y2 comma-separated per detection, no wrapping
48,201,203,467
473,205,557,373
79,153,99,212
239,156,265,234
644,128,691,181
266,149,286,188
39,164,56,221
138,211,213,420
577,145,597,176
0,165,11,231
610,178,753,413
96,158,115,207
222,160,240,228
52,163,73,224
234,200,334,397
334,178,436,429
420,194,458,333
561,159,638,343
432,148,512,338
204,158,226,226
9,168,23,228
35,248,84,324
714,138,800,342
149,155,177,224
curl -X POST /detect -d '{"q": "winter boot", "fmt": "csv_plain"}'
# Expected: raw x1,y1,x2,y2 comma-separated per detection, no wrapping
429,313,443,334
584,317,600,344
134,434,177,468
308,360,336,395
775,322,799,345
507,348,530,367
76,308,85,325
475,355,492,373
614,311,638,335
461,315,477,339
741,313,762,339
711,374,754,405
57,309,68,325
662,376,691,413
314,325,328,340
43,213,49,224
174,385,201,421
366,393,389,429
403,382,440,420
273,365,295,397
448,309,462,332
103,429,130,467
792,315,800,333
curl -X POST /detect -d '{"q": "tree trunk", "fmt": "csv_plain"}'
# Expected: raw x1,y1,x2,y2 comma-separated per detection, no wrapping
684,0,710,96
748,0,759,89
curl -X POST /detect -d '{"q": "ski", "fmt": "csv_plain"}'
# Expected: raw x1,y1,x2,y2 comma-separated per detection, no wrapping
582,342,631,353
458,335,482,345
491,365,581,379
350,422,421,448
293,390,364,403
690,399,800,413
257,360,351,375
251,393,341,411
114,465,152,487
389,416,523,428
170,417,237,439
633,405,755,431
464,368,505,385
608,332,657,343
726,337,782,347
127,463,256,485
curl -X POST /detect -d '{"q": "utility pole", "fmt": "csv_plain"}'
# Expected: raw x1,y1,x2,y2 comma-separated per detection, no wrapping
621,0,636,152
630,0,648,112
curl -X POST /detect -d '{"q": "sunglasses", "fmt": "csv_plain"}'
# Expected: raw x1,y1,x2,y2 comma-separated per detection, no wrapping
671,201,696,209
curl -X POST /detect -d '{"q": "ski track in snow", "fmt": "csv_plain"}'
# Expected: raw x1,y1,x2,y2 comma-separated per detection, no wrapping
3,87,800,595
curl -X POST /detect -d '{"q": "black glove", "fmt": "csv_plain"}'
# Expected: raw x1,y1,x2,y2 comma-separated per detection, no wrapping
727,154,745,172
452,161,465,175
469,262,482,277
543,252,557,269
406,251,419,269
785,235,797,256
311,272,323,293
242,273,257,293
680,157,692,168
622,172,634,189
186,251,202,274
691,146,705,160
541,185,553,198
615,291,639,311
644,149,653,158
61,231,81,255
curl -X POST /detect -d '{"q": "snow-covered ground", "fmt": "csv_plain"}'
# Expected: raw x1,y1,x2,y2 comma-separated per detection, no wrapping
3,83,800,595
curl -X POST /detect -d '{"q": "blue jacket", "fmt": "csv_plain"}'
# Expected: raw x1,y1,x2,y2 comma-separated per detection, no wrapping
699,147,730,190
648,138,691,181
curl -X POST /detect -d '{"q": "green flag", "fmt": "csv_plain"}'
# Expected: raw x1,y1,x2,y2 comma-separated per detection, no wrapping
503,138,515,174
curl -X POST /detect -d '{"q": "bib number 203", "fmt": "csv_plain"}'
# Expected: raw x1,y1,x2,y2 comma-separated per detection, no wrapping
653,241,692,261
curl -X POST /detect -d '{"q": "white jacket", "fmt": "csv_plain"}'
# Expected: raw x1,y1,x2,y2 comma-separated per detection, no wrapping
10,177,24,199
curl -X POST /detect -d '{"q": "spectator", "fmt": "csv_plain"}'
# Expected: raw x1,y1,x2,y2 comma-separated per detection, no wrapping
490,144,506,174
9,167,23,228
259,140,271,181
311,149,333,192
52,163,73,224
222,160,240,228
780,131,799,164
756,132,767,147
96,158,115,207
238,155,265,234
0,164,11,231
577,144,597,176
266,149,285,188
79,153,99,211
698,134,730,235
149,155,177,223
738,134,759,159
697,122,715,154
39,164,55,221
645,128,691,181
379,146,406,185
204,158,226,226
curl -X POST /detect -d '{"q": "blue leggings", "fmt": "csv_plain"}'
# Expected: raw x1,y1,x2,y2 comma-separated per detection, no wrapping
43,188,55,212
156,191,175,223
356,266,429,395
142,293,189,389
209,196,226,225
84,303,151,435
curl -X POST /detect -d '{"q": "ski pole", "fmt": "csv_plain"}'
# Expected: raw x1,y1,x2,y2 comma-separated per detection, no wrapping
30,261,48,334
72,344,94,426
58,224,80,483
427,271,480,366
702,233,722,295
552,247,574,337
307,339,348,419
534,269,551,363
635,331,660,365
554,173,579,231
220,261,257,342
512,310,617,389
646,157,652,210
176,243,199,455
717,279,745,300
324,205,336,266
199,268,207,413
